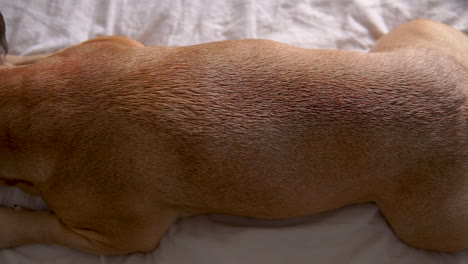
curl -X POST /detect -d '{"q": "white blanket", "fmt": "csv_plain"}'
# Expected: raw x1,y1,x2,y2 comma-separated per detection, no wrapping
1,0,467,263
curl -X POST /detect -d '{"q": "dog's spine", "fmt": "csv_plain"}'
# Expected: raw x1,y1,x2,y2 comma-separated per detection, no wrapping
0,11,9,62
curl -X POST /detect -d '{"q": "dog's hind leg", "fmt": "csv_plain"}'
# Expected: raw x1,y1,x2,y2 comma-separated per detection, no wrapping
376,175,468,253
370,19,468,69
369,19,468,252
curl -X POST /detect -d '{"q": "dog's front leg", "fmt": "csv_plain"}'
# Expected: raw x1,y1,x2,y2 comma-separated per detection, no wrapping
0,207,129,255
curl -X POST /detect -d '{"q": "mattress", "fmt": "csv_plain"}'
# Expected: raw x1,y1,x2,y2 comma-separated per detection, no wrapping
0,0,467,263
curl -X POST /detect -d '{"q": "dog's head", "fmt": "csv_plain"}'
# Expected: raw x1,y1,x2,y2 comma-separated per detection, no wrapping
0,11,8,63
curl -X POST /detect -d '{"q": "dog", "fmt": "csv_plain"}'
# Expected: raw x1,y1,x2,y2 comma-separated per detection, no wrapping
0,11,466,255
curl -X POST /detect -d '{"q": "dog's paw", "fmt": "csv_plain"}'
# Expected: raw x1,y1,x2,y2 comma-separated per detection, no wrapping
0,207,25,249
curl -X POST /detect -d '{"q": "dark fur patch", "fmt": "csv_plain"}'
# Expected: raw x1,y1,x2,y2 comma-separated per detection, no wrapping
0,11,8,56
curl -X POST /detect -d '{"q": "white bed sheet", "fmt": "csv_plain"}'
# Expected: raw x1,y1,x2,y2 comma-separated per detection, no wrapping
0,0,467,263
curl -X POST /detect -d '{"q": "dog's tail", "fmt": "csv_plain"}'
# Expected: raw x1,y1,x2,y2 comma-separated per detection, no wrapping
0,11,9,63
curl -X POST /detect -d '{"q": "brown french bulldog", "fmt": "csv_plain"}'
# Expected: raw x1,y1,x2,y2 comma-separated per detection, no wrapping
0,12,467,255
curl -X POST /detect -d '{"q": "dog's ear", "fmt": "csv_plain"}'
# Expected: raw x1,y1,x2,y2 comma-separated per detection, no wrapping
0,11,9,57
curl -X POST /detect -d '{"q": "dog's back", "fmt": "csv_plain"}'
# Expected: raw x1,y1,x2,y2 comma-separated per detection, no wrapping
0,14,467,254
6,37,464,218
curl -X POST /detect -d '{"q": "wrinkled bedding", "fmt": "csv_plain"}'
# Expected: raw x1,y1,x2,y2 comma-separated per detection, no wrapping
0,0,467,263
